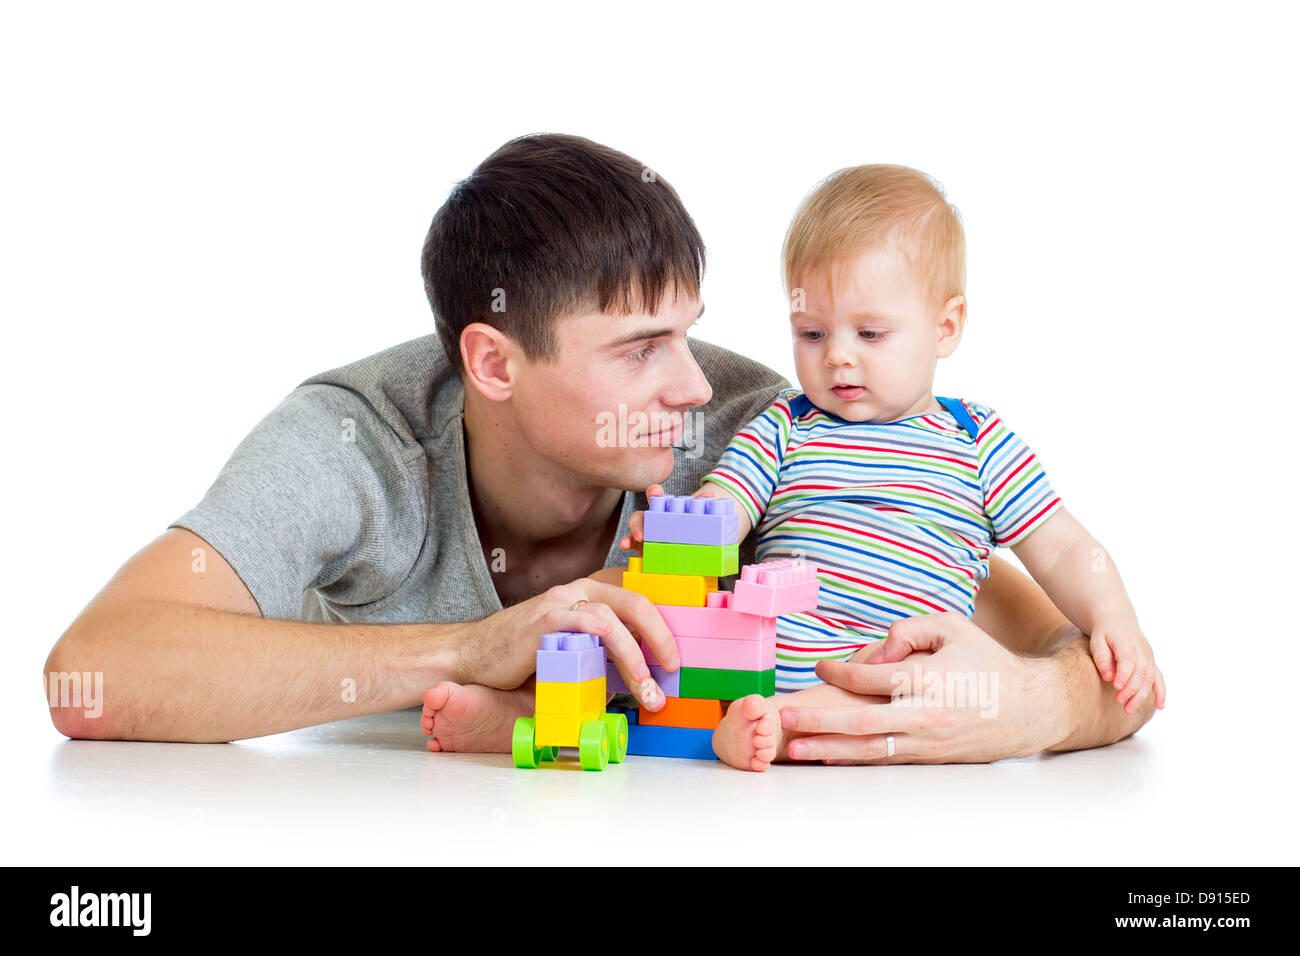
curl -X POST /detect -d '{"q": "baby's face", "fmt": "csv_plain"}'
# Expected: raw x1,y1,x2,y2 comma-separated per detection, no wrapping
790,244,961,423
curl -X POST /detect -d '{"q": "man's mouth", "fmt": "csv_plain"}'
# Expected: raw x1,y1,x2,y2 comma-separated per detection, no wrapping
642,421,683,446
831,385,866,400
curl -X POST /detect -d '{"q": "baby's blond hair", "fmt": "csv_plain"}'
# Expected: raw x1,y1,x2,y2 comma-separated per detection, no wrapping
782,164,966,313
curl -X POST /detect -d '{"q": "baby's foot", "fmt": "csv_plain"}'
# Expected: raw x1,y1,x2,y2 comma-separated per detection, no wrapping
712,694,783,772
421,682,533,753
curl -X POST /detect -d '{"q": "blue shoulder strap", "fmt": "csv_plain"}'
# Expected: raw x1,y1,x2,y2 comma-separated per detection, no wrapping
787,392,818,419
937,396,980,440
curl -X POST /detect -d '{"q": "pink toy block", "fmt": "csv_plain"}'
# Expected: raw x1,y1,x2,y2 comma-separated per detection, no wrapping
730,560,821,618
642,635,774,671
653,603,776,642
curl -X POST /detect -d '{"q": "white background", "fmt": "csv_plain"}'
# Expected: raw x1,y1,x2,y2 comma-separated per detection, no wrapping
2,1,1297,865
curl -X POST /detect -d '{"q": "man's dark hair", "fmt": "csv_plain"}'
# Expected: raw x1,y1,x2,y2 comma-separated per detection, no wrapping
421,133,706,376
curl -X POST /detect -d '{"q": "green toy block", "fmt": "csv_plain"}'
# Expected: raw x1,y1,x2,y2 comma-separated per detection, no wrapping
679,666,776,700
642,541,738,577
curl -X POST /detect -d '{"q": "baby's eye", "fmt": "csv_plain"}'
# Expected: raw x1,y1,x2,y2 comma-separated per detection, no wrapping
798,329,824,342
859,329,886,341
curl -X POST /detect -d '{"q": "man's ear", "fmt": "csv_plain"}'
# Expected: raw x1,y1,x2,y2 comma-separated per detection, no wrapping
936,295,966,358
461,322,517,401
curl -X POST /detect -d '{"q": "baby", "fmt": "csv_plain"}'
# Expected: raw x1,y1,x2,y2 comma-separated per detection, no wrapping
621,163,1165,771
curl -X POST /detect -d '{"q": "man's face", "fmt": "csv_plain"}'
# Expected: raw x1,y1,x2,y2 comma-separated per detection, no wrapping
791,244,948,423
509,288,713,491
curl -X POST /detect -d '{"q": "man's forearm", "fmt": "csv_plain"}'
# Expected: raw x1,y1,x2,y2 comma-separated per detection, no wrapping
44,601,466,743
1042,624,1154,752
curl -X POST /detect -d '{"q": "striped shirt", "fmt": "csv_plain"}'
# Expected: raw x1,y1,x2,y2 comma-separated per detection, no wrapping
702,389,1062,690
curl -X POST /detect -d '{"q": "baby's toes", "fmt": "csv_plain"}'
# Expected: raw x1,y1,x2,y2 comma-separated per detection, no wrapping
740,694,768,722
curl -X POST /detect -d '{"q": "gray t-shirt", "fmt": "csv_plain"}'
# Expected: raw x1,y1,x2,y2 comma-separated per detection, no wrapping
170,333,790,623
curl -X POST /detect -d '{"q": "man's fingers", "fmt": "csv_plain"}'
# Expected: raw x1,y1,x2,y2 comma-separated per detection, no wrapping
580,601,667,712
585,580,679,669
778,702,924,737
876,612,968,660
546,607,615,641
784,732,905,762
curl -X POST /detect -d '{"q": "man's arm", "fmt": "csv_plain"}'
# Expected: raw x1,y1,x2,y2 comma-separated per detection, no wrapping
777,555,1154,763
43,528,467,743
973,553,1154,747
45,529,681,744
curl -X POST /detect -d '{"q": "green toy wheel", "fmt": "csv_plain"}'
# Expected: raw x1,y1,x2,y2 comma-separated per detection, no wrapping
512,717,542,769
603,712,628,763
578,719,610,771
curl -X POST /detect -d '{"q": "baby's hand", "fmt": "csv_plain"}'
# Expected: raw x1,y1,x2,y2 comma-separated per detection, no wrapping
1089,620,1166,714
618,483,662,554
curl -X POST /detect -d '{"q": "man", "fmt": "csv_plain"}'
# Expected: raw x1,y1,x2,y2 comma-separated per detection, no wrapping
44,133,1152,760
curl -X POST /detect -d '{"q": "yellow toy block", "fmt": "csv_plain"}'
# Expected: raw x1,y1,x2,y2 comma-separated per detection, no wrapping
536,709,604,748
535,677,607,715
622,557,717,607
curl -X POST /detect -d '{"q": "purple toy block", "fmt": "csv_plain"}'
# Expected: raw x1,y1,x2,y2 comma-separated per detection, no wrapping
605,659,681,698
541,631,599,652
536,631,606,683
642,635,774,671
730,560,821,618
643,495,740,547
653,603,776,642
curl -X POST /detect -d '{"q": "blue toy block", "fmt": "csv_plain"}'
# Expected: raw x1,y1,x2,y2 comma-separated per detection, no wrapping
624,721,717,760
536,631,606,683
643,495,740,546
605,659,681,697
606,705,639,726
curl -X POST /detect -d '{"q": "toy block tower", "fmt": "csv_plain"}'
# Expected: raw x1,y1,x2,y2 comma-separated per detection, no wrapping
609,494,819,760
513,631,629,771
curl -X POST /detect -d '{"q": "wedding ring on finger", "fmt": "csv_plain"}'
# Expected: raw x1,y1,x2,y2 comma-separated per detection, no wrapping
886,735,896,758
571,600,590,612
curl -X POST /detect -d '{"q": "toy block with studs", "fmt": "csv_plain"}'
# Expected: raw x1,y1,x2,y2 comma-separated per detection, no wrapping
680,666,776,700
622,556,717,607
636,695,724,730
642,540,739,577
625,721,717,760
515,631,627,771
642,635,775,671
643,494,740,546
654,594,778,642
606,551,819,761
731,559,821,618
605,659,681,698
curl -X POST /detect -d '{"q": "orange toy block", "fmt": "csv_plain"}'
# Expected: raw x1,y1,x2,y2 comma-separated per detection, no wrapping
636,695,725,730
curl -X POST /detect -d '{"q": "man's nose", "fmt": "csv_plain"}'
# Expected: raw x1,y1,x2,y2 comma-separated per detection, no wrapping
663,341,714,408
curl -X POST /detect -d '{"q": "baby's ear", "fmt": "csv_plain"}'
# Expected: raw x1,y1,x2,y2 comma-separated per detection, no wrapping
936,294,966,358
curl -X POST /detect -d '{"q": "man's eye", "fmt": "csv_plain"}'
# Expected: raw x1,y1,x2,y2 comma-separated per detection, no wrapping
629,342,658,363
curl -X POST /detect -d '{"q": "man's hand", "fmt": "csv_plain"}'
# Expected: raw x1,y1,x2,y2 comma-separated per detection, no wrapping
462,578,679,712
778,613,1071,764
